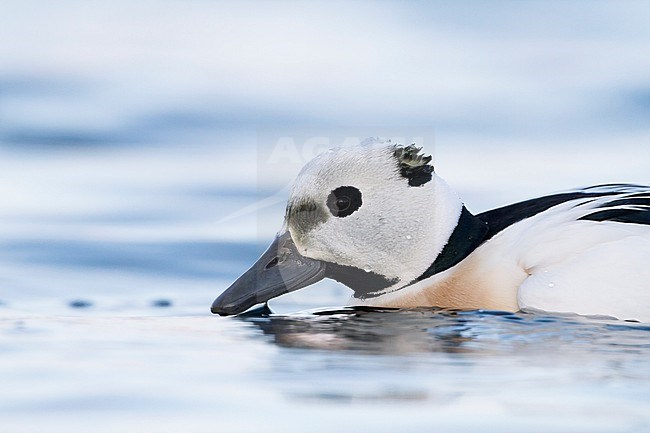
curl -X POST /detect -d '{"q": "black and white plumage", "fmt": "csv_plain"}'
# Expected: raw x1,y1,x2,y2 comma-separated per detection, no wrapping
212,140,650,321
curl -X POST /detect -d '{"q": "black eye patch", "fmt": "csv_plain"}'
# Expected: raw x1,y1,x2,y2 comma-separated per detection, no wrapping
327,186,362,217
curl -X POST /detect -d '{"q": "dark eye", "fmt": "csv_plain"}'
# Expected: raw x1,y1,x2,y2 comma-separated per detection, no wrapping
336,196,351,211
327,186,362,217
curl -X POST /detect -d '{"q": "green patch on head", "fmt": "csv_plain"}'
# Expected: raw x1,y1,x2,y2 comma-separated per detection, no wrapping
286,198,329,241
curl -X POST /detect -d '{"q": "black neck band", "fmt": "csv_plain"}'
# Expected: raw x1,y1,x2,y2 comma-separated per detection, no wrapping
414,206,488,282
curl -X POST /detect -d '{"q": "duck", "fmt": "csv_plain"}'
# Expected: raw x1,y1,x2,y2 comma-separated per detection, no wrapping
211,139,650,321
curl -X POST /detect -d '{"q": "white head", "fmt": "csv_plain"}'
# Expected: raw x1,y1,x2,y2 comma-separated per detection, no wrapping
284,139,463,297
211,138,464,315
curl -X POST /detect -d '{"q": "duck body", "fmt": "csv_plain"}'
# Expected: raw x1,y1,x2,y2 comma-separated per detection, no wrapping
212,140,650,321
357,186,650,321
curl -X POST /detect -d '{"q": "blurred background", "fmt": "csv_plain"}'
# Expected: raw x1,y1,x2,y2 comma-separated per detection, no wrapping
1,0,649,312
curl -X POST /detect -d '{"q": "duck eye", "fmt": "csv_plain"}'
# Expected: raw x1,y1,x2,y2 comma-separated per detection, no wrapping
336,196,351,211
327,186,362,217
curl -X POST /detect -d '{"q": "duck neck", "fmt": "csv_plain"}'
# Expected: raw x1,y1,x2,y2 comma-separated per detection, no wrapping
415,206,488,281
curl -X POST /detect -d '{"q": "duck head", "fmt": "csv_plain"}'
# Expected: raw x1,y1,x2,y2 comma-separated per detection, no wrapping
211,139,465,315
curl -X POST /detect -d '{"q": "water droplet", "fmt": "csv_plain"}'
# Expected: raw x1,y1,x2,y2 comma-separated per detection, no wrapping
548,282,555,288
406,235,412,240
296,260,302,265
363,265,372,273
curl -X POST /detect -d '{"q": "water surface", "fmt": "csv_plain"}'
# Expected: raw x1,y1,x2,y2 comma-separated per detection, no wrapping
2,306,648,433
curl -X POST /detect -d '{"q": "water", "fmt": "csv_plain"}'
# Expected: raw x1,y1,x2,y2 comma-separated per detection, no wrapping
2,308,648,433
1,1,650,432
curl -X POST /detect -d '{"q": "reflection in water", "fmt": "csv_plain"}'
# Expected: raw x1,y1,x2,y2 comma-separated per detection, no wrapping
244,306,474,354
239,305,650,356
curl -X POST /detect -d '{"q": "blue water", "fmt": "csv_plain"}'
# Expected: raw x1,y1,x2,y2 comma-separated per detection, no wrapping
1,1,649,432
